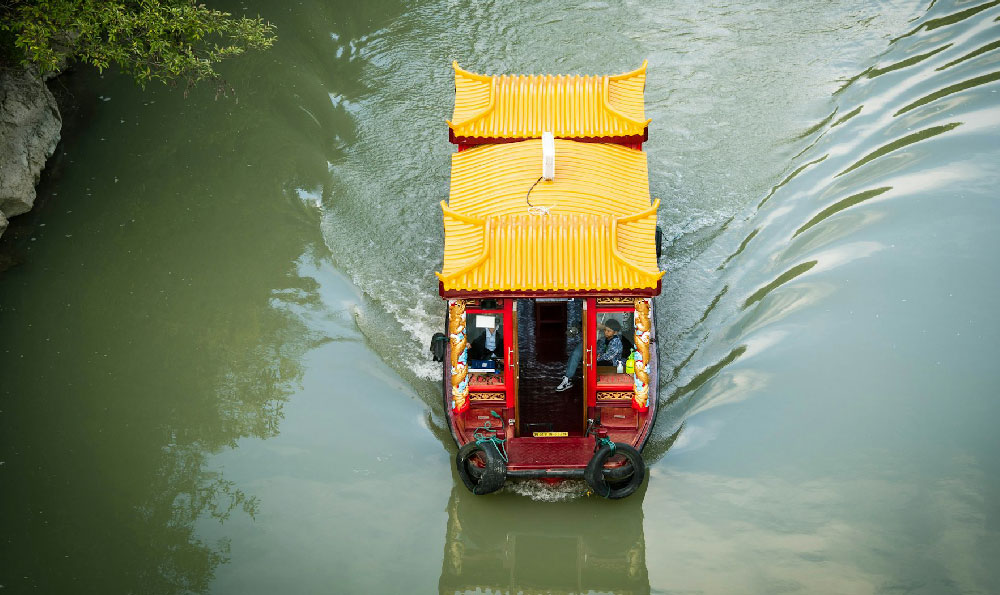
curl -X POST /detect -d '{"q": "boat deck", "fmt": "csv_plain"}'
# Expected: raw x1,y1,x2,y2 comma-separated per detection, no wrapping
506,437,594,471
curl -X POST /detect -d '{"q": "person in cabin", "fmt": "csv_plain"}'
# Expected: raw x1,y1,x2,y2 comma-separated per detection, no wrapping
595,319,624,366
469,321,504,361
556,318,625,392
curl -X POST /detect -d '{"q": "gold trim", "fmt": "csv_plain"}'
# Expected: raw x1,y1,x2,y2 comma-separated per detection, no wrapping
596,297,633,305
470,392,505,401
597,391,634,401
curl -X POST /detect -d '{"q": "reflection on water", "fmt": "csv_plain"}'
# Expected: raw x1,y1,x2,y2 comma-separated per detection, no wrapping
440,483,649,594
0,241,324,593
0,3,331,585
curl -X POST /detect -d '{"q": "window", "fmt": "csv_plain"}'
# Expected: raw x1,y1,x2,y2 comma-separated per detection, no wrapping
466,310,505,390
595,310,635,365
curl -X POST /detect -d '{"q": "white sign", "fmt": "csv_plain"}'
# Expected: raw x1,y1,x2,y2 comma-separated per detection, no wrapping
475,314,496,329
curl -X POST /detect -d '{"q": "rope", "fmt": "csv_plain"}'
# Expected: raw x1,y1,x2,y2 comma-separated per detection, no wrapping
472,412,508,462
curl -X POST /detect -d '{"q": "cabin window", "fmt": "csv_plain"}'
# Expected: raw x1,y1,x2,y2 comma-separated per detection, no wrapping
594,309,635,389
595,311,636,365
468,313,503,363
466,311,505,390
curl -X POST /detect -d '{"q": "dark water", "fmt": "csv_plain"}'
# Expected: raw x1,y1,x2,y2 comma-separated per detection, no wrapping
2,0,999,593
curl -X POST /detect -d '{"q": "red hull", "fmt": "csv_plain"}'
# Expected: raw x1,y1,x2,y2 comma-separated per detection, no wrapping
444,303,658,477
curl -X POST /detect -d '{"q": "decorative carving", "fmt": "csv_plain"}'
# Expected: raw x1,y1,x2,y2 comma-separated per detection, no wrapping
449,299,469,412
597,391,633,401
596,297,633,305
633,297,652,411
470,392,505,401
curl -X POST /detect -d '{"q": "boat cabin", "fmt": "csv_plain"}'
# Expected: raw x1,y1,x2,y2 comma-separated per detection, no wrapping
434,62,663,498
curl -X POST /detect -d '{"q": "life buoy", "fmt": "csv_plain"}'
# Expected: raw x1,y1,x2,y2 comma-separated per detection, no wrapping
585,441,645,499
456,440,507,495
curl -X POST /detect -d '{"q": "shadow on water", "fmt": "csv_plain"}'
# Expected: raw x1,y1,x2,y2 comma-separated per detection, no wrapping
439,481,651,595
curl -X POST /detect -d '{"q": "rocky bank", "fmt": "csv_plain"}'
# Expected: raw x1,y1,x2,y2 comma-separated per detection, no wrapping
0,67,62,239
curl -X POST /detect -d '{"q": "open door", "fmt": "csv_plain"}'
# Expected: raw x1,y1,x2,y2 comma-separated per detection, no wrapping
512,299,587,437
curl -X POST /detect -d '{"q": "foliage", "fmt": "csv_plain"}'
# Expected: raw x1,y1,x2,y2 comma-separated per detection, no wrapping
0,0,275,92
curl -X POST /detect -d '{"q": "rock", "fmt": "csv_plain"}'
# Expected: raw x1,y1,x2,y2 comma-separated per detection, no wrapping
0,67,62,223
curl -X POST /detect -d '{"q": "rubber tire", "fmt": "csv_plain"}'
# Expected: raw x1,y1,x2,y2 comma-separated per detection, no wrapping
603,461,636,484
585,442,645,499
456,440,507,495
599,451,640,492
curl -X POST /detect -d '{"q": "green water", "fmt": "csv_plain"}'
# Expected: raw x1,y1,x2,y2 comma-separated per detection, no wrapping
2,0,1000,593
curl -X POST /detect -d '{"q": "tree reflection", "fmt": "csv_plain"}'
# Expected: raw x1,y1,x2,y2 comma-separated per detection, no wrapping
128,272,325,594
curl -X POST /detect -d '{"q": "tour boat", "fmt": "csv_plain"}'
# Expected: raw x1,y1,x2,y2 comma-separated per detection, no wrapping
430,61,662,499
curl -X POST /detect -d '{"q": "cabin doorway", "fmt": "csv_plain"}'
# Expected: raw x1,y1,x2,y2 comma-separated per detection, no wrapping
515,298,585,436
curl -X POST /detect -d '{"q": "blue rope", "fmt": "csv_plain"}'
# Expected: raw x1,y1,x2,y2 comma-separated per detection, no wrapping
472,411,508,462
595,437,618,498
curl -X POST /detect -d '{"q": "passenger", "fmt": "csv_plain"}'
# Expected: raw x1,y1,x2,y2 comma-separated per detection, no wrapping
596,319,623,366
469,323,503,361
555,318,624,391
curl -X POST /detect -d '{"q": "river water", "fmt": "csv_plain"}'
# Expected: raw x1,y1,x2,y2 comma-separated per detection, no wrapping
2,0,999,593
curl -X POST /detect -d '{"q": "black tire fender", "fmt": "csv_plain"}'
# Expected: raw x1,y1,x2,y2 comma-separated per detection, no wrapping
585,442,645,499
430,332,448,362
456,440,506,495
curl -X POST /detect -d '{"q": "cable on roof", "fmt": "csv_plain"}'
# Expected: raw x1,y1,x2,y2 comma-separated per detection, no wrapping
525,175,553,216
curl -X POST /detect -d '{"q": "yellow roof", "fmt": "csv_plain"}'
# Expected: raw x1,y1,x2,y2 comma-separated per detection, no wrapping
449,61,650,141
437,140,663,294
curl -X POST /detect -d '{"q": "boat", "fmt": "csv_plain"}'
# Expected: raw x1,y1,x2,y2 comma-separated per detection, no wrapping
429,61,663,499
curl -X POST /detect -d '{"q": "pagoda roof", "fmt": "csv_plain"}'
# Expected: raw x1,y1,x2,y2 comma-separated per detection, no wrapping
448,61,650,143
437,140,663,295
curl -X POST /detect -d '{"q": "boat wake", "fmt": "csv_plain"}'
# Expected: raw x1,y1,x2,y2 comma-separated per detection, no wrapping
314,0,1000,488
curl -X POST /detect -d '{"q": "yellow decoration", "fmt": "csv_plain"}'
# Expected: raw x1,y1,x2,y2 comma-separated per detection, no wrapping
633,297,652,411
450,61,650,140
449,299,469,412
